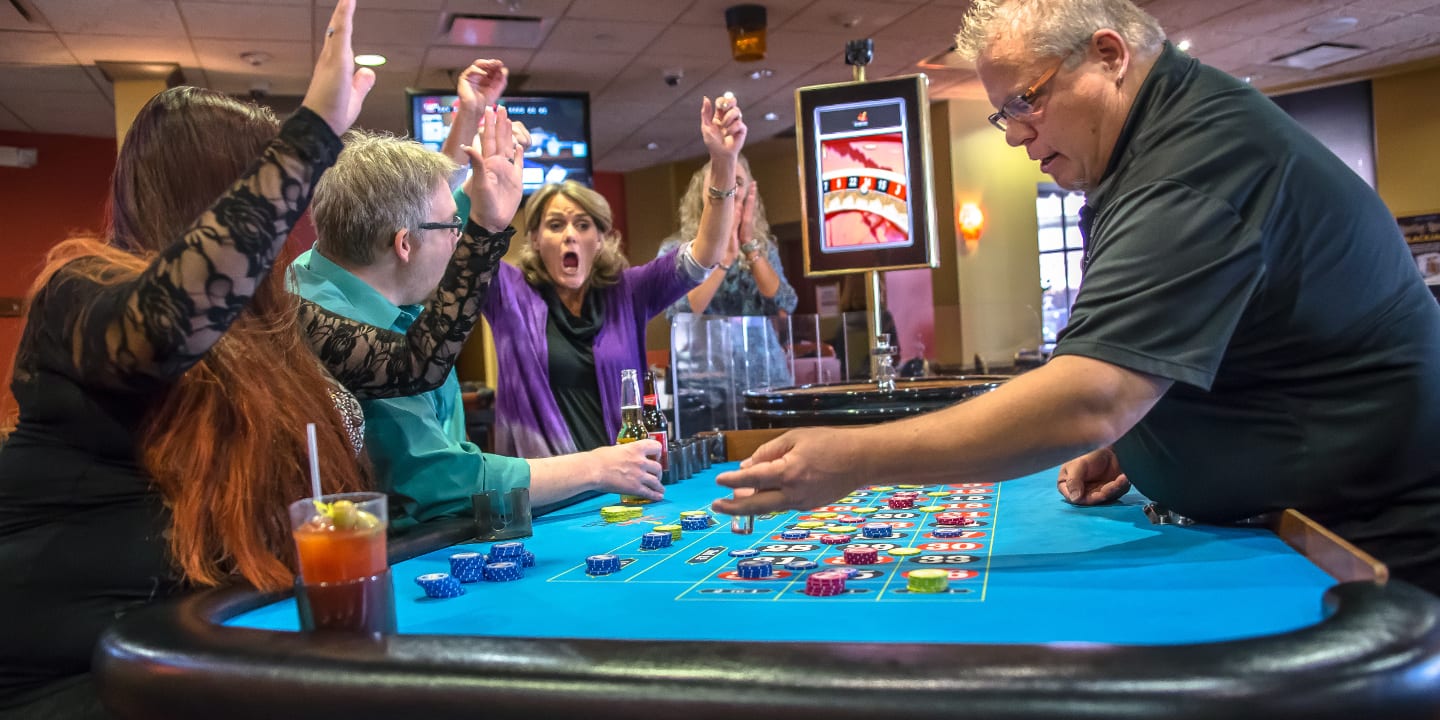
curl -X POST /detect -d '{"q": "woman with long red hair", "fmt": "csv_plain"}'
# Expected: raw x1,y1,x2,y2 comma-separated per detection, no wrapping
0,2,513,716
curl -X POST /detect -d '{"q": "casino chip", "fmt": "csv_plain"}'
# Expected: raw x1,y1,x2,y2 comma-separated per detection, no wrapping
490,541,526,560
483,561,523,582
416,572,464,598
852,507,880,514
805,571,847,597
810,512,838,519
795,521,825,529
918,505,947,513
680,516,711,531
860,523,893,538
931,527,964,539
586,554,621,575
780,529,810,540
736,559,774,579
907,569,949,593
843,546,879,565
887,547,922,556
819,534,853,545
640,531,673,550
448,552,486,583
729,548,760,558
656,524,683,540
785,559,819,570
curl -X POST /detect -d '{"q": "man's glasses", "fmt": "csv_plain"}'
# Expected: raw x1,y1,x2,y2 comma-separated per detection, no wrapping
418,215,463,238
987,54,1071,132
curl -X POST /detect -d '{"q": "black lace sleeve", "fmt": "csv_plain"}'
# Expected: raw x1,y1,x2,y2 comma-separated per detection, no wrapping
67,108,343,389
300,222,513,399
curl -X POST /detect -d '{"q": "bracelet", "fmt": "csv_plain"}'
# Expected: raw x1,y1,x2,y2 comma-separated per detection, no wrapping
707,184,738,200
739,241,760,255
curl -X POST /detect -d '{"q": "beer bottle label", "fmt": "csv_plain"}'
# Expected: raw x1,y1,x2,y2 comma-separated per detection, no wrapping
648,430,669,469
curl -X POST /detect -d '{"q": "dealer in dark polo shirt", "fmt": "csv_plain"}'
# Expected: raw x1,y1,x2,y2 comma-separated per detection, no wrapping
708,0,1440,597
1061,38,1440,588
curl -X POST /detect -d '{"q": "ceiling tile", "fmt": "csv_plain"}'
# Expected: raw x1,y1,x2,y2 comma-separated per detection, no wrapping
597,54,728,104
193,39,313,77
29,0,185,36
521,49,632,93
0,30,74,64
1216,0,1342,35
1141,0,1257,32
1341,13,1440,48
422,46,535,81
647,23,731,58
181,3,312,42
7,89,114,137
0,0,47,31
564,0,687,23
0,101,29,131
318,8,448,46
776,0,926,35
541,17,665,54
60,33,199,66
204,71,310,97
0,63,99,92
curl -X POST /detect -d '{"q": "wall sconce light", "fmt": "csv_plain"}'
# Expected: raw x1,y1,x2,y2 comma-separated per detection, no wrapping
958,201,985,240
725,4,768,62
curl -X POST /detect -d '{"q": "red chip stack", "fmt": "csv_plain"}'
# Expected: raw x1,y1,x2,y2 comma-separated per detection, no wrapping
806,571,847,596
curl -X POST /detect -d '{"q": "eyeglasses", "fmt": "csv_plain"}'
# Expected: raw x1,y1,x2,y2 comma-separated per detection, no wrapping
987,53,1070,132
418,215,463,238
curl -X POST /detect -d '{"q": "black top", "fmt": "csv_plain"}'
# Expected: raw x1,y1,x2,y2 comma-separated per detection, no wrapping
543,286,608,451
0,108,508,710
1056,43,1440,593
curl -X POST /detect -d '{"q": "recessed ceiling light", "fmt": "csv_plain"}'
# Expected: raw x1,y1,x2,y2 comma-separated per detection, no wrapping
355,54,387,67
645,141,660,151
1176,39,1192,52
1270,43,1368,70
763,111,778,121
1306,17,1359,36
749,68,774,80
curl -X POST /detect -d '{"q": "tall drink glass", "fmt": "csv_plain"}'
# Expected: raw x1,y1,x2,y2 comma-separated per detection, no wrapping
288,492,395,635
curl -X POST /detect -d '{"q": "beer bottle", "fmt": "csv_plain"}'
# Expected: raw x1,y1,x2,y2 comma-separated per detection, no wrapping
616,368,650,504
642,370,670,471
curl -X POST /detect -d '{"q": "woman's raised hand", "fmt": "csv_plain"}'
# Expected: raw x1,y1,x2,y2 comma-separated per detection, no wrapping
301,0,377,136
700,92,747,162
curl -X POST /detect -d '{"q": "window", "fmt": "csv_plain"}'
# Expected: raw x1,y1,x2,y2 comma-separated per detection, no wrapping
1036,185,1086,345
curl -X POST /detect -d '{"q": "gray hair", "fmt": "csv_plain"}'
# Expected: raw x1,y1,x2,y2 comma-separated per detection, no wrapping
677,154,772,253
312,129,459,266
955,0,1166,63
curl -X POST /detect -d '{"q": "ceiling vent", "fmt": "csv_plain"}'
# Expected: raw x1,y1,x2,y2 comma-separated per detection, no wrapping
447,14,549,48
1269,43,1369,70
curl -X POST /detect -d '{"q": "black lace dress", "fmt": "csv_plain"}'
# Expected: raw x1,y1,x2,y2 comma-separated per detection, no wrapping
0,108,509,713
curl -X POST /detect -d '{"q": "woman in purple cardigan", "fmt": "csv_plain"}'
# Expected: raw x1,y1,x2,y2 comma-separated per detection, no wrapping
479,96,747,458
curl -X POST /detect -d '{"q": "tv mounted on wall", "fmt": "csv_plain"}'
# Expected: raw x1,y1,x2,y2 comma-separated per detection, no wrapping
408,89,593,195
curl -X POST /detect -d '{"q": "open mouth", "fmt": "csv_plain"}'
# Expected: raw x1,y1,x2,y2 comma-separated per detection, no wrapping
1039,152,1059,171
562,251,580,270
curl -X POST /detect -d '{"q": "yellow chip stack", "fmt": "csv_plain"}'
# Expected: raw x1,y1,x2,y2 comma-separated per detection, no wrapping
655,524,683,541
600,505,631,523
907,569,949,593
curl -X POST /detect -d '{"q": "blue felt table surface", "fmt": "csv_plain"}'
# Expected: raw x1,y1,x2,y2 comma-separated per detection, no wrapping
230,463,1334,645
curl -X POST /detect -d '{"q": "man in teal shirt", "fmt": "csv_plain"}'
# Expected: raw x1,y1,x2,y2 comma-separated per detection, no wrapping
294,128,664,530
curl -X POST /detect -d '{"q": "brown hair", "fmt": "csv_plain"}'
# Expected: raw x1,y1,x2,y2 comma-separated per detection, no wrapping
517,181,628,290
11,87,367,592
677,154,772,253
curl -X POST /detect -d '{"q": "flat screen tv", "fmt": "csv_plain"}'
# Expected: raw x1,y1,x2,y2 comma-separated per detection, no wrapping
795,75,938,276
408,90,593,195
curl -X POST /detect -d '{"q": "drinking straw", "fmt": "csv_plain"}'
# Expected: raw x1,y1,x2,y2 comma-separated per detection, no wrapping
306,422,322,503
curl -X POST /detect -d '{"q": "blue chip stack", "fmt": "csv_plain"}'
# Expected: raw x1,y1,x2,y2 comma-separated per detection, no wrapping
728,548,759,558
931,526,964,539
521,550,536,568
780,529,810,540
786,559,819,570
680,516,711,531
736,559,774,579
640,531,673,550
861,523,893,538
482,560,523,582
448,552,486,583
586,554,621,575
490,541,526,561
415,572,464,598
